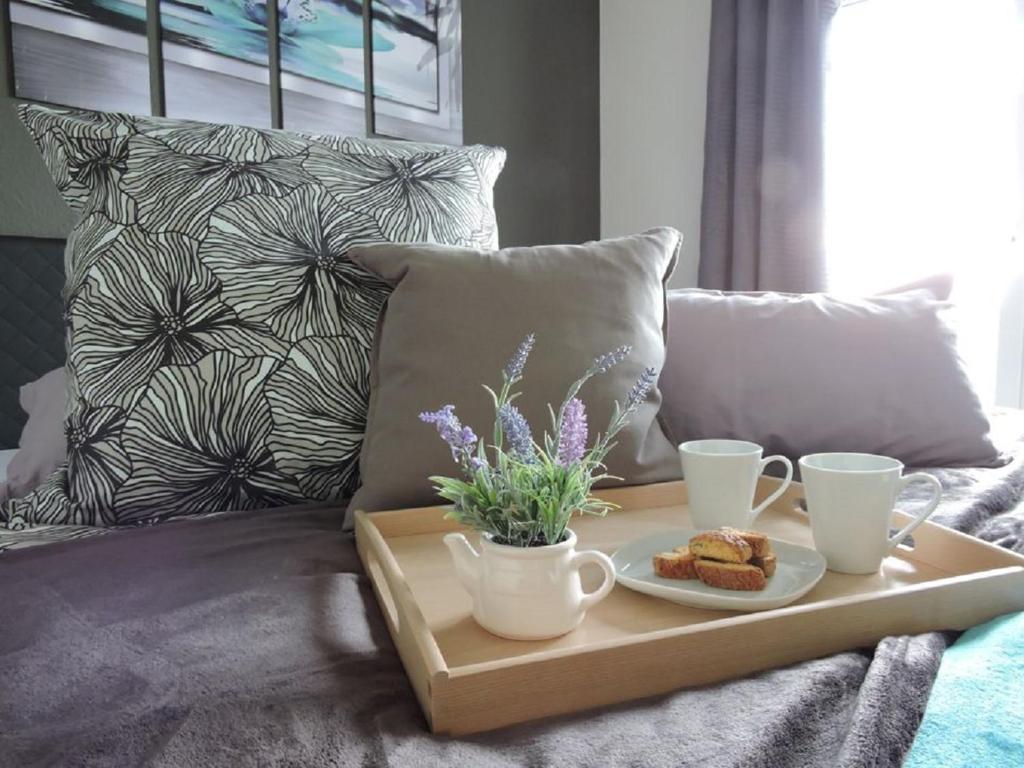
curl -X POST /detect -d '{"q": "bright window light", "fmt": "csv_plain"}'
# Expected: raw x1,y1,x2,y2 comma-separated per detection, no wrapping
825,0,1024,403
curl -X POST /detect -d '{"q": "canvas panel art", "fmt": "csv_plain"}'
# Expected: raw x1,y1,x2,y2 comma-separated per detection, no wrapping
5,0,462,143
160,0,271,127
11,0,151,115
280,0,366,135
372,0,462,144
280,0,462,143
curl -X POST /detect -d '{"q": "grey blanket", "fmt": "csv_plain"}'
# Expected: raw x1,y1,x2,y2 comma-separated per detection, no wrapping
3,413,1024,767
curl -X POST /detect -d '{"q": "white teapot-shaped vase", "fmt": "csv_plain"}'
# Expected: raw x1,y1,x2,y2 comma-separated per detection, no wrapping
443,528,616,641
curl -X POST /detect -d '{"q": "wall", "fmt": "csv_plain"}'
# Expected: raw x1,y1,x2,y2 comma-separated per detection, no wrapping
462,0,599,247
599,0,710,287
0,96,73,238
0,0,601,248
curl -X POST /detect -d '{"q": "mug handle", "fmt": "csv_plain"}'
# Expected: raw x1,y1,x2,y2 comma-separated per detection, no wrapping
751,455,794,520
888,473,942,550
571,550,616,611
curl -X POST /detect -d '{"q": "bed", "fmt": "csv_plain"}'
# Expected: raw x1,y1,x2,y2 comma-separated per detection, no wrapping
3,194,1024,768
1,409,1022,766
0,448,16,483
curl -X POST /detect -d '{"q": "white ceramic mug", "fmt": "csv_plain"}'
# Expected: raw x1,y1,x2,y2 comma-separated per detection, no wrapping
799,453,943,574
679,439,794,529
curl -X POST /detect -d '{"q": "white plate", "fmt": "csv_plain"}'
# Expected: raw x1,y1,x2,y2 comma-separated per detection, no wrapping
612,529,827,612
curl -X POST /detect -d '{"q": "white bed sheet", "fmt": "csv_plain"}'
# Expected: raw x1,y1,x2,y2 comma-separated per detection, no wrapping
0,448,17,483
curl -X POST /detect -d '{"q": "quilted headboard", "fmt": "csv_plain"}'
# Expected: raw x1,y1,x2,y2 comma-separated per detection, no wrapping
0,236,65,448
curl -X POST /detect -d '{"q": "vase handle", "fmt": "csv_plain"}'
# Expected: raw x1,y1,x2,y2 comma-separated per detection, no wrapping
571,549,616,611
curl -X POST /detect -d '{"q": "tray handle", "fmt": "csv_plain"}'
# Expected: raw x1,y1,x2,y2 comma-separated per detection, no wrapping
355,511,449,682
363,546,402,636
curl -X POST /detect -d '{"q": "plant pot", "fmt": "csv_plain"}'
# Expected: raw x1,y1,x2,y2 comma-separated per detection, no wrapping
443,528,616,640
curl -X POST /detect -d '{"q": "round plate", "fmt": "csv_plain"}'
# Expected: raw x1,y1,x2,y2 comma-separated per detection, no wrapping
612,529,827,612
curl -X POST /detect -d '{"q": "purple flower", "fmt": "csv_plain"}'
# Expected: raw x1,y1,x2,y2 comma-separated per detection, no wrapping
457,425,477,448
499,404,535,462
468,456,488,473
592,345,631,374
626,367,658,410
419,405,478,462
557,398,588,467
503,334,535,381
419,405,456,428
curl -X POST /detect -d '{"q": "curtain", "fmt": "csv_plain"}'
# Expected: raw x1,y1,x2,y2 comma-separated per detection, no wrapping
699,0,840,292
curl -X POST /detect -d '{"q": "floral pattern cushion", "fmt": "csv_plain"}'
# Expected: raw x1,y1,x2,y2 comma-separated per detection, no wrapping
3,104,504,527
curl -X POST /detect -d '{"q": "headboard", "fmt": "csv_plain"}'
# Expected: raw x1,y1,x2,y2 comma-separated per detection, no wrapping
0,236,65,448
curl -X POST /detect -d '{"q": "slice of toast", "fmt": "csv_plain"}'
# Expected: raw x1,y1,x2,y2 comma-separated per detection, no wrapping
653,548,698,580
688,530,753,564
751,553,777,578
721,527,773,558
694,558,767,591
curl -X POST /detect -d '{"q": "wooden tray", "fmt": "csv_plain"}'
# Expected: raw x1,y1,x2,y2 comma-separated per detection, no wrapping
354,479,1024,735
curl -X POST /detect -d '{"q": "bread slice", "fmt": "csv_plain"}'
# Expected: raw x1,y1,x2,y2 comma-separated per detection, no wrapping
653,548,698,580
688,530,753,564
694,558,767,591
752,553,777,578
721,527,773,558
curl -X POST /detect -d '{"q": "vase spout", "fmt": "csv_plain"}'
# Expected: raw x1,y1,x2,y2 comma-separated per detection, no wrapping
443,532,480,598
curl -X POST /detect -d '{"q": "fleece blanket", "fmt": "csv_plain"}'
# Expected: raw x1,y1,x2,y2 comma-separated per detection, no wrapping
904,611,1024,768
2,412,1024,767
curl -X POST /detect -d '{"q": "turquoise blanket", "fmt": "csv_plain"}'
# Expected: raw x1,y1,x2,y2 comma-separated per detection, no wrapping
905,611,1024,768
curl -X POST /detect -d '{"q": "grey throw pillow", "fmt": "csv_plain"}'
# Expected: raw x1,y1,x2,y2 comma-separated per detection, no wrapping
3,105,505,528
345,228,684,522
660,288,1003,468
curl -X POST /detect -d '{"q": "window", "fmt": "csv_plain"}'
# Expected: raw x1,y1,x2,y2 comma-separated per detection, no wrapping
824,0,1024,405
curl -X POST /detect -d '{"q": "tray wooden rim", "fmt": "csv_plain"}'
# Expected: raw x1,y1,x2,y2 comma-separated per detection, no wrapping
355,479,1024,734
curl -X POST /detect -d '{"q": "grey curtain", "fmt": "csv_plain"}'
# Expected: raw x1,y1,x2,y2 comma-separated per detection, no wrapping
699,0,840,292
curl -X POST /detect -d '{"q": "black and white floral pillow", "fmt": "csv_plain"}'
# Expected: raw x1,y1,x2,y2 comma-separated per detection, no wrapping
3,104,505,528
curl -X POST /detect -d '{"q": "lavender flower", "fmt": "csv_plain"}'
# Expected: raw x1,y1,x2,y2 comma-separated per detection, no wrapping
592,345,632,374
625,367,658,410
419,405,479,462
499,404,535,462
557,398,588,466
503,333,536,381
457,426,478,448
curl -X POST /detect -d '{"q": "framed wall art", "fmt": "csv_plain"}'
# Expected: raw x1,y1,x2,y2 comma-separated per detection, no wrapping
0,0,463,144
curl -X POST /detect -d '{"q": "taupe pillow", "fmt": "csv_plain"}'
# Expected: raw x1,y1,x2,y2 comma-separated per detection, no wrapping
346,228,683,521
660,288,1003,468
